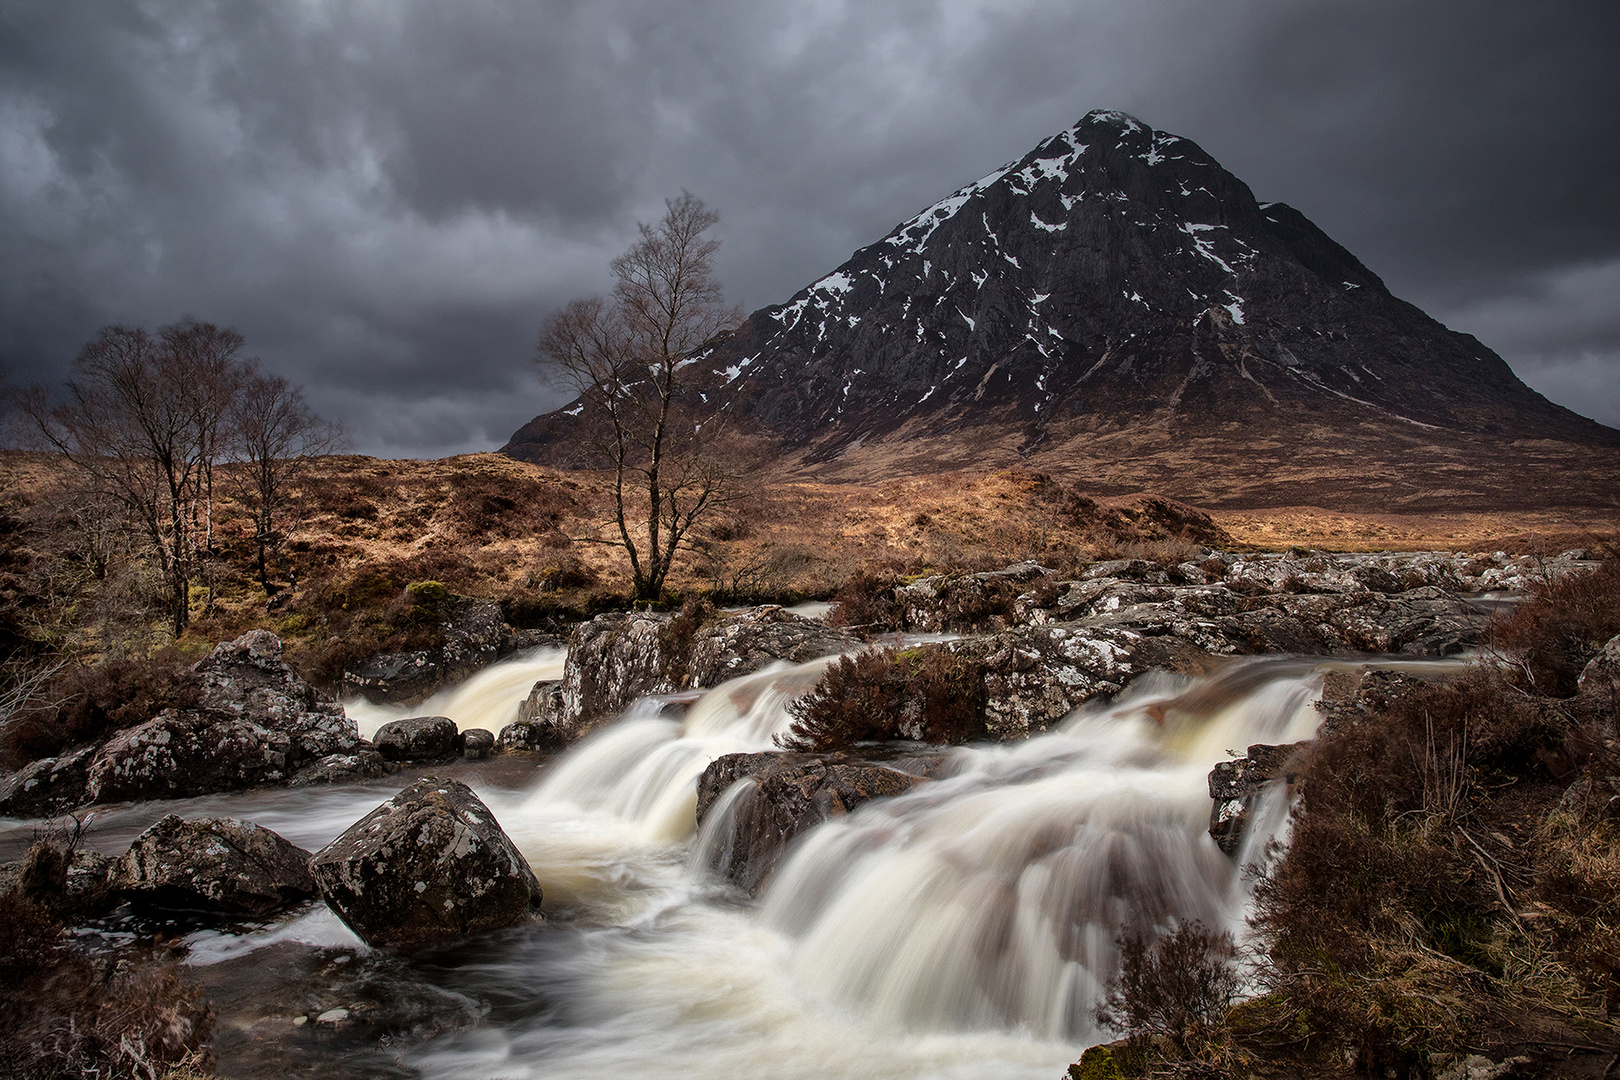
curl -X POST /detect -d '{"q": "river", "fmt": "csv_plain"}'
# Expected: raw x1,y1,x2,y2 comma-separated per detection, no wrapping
2,649,1401,1079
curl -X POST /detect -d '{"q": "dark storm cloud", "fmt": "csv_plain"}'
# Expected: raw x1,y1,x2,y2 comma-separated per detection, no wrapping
3,0,1618,455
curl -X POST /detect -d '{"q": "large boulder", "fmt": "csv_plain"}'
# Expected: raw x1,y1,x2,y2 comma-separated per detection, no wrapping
532,611,676,741
87,709,296,803
373,716,459,762
110,813,316,915
84,631,362,804
310,778,542,948
695,751,941,893
196,628,359,761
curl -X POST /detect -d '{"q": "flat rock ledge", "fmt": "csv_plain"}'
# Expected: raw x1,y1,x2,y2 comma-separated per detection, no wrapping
110,813,316,916
311,777,542,948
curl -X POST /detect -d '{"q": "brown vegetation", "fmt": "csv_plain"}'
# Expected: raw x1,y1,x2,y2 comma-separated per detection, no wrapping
1089,555,1620,1078
778,645,987,750
1,841,214,1079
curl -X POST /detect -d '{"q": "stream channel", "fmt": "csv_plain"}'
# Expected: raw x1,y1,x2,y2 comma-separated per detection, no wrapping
0,645,1450,1079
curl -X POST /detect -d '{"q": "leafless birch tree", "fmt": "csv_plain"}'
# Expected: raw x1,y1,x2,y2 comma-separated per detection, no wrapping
228,370,344,591
22,320,248,636
538,192,746,601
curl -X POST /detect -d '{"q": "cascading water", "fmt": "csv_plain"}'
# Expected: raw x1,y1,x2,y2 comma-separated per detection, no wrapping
18,649,1407,1079
344,646,567,738
423,655,1331,1077
756,666,1322,1042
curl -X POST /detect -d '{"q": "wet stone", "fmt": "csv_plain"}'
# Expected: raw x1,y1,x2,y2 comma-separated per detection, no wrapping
310,777,542,948
373,716,460,762
111,813,317,916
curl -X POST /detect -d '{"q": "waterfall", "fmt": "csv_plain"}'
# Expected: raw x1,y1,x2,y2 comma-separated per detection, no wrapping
757,665,1323,1041
344,645,567,738
496,654,1326,1043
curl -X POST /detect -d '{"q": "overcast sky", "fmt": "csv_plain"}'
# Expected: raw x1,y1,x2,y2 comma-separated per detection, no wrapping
3,0,1617,457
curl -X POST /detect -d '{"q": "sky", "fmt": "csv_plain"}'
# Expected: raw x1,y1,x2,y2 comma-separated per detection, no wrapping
2,0,1617,458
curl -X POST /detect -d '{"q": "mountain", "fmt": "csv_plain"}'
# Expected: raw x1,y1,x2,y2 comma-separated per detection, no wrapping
505,110,1620,511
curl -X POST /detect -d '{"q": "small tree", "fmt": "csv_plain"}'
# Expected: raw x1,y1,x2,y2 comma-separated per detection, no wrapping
538,192,746,602
228,370,343,592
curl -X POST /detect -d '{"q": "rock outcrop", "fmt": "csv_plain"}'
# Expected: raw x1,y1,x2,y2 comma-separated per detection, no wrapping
1578,633,1620,702
83,631,361,805
695,751,944,892
530,606,860,745
110,813,316,915
685,607,863,689
310,778,542,948
1207,743,1309,857
0,745,97,818
341,594,560,705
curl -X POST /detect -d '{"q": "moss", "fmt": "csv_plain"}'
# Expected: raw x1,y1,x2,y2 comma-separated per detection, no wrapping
1068,1045,1123,1080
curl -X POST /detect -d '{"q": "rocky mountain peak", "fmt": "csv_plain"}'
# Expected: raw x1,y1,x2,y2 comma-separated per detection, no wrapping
506,111,1617,498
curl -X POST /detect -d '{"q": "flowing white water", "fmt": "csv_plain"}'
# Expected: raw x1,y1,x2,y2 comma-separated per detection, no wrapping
22,650,1390,1079
344,646,567,738
426,655,1330,1078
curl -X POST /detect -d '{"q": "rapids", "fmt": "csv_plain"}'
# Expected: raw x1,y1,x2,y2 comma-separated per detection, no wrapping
3,651,1439,1079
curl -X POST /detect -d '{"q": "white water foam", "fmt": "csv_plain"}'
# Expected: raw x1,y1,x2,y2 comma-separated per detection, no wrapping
344,646,566,738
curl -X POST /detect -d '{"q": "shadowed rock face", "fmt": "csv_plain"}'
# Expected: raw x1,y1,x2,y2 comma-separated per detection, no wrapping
695,751,945,894
506,110,1619,504
111,814,316,916
310,778,541,949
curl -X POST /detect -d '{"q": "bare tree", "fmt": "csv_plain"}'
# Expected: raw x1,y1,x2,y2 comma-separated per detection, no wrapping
228,369,343,592
22,321,248,637
539,192,746,602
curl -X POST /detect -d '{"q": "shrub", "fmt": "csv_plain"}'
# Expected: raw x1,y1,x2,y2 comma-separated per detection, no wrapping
826,570,903,632
1,851,214,1079
778,645,987,750
1093,922,1241,1067
658,595,717,683
1491,550,1620,696
2,651,202,768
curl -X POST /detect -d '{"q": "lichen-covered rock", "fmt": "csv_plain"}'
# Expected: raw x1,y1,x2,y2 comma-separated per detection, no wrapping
341,650,443,706
1578,633,1620,701
373,716,459,762
0,745,96,818
695,751,941,893
685,607,861,687
1208,743,1308,857
534,612,676,740
110,813,316,915
496,719,567,752
310,777,542,948
289,749,392,787
894,562,1052,633
196,628,358,761
81,632,366,805
86,709,295,803
952,624,1148,740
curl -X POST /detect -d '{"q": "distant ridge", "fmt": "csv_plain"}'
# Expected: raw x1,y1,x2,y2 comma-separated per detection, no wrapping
506,110,1620,511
